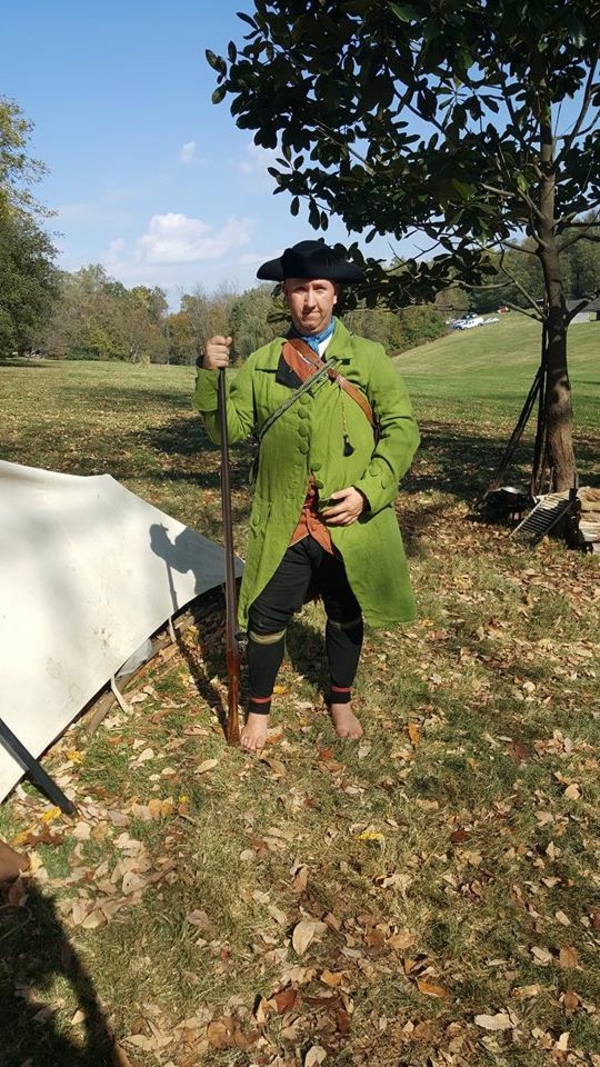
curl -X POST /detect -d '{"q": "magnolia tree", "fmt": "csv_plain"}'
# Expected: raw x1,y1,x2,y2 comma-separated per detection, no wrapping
209,0,600,491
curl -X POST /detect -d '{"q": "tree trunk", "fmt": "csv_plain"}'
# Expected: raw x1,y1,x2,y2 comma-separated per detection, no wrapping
530,325,548,496
544,303,576,491
537,107,577,493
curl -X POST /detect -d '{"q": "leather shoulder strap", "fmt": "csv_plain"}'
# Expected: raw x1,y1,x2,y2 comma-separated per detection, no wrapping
283,338,376,429
328,367,375,429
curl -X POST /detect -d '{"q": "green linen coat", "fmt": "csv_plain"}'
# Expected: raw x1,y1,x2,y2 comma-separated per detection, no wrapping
193,320,420,630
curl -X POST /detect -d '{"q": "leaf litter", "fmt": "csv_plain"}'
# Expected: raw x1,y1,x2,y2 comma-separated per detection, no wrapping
2,425,600,1065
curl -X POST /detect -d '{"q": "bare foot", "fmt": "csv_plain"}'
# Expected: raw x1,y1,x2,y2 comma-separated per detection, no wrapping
329,702,363,740
240,712,270,752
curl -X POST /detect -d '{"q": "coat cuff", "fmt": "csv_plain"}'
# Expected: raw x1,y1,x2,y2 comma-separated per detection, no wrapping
353,471,398,515
193,368,219,412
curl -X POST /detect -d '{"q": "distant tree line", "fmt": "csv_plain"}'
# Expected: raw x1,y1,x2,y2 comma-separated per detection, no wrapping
38,268,452,364
12,234,600,367
441,222,600,315
40,268,285,364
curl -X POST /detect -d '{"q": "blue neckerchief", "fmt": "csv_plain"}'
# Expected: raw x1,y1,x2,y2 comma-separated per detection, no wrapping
289,317,336,354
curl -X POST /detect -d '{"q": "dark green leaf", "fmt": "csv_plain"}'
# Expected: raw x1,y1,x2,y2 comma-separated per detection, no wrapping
205,49,227,75
236,11,257,29
564,14,586,48
388,2,419,22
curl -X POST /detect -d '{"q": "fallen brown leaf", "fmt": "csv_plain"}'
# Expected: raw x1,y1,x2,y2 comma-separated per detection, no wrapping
450,828,468,844
512,983,540,1000
304,1046,327,1066
407,723,421,745
260,754,286,777
292,919,328,956
474,1012,513,1031
531,945,552,966
563,783,581,800
196,758,218,775
337,1008,350,1035
416,979,448,998
291,865,309,893
272,988,298,1013
558,945,579,970
207,1017,234,1050
387,929,416,951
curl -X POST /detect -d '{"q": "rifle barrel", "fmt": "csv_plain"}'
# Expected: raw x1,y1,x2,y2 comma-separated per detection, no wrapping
217,367,241,745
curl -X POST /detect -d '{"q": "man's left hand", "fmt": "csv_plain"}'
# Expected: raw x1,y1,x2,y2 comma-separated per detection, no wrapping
322,487,367,526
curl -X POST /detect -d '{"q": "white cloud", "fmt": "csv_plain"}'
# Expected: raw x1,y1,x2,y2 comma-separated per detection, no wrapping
238,252,268,266
136,212,253,264
238,142,280,190
101,214,257,301
179,140,197,164
107,237,126,257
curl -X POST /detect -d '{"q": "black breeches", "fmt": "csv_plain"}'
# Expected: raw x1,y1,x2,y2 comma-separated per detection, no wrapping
247,536,364,714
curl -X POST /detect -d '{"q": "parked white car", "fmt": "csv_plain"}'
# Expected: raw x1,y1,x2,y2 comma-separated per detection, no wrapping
450,313,499,330
453,314,484,329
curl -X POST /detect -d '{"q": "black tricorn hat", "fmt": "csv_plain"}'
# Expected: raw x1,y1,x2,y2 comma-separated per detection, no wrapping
257,239,365,283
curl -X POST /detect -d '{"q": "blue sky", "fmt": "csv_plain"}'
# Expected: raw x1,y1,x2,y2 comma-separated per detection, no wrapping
2,1,397,305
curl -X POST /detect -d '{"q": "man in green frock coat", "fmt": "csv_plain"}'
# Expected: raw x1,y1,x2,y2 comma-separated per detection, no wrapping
194,240,419,751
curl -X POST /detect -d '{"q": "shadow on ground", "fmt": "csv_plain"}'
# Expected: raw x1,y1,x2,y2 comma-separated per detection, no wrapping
0,358,55,370
0,882,121,1066
405,421,599,499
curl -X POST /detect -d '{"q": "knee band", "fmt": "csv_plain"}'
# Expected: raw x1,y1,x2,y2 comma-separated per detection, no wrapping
247,628,286,711
248,628,287,646
327,615,362,633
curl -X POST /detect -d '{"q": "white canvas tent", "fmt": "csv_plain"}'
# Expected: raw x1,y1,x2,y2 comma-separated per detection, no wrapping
0,461,242,802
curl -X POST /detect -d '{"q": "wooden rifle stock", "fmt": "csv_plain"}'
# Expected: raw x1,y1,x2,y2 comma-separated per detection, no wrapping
217,367,241,745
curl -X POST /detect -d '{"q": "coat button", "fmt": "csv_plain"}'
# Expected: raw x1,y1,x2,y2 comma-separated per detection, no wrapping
313,479,324,489
311,460,322,471
299,394,310,405
298,425,309,438
297,407,308,418
298,442,309,455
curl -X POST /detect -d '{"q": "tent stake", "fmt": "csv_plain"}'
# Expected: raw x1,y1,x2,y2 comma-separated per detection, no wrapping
0,718,76,815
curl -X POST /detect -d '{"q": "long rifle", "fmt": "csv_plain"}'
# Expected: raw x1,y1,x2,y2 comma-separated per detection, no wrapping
217,367,241,745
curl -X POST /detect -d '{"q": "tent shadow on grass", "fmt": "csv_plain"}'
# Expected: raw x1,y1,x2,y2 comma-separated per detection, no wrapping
148,523,243,734
0,883,122,1067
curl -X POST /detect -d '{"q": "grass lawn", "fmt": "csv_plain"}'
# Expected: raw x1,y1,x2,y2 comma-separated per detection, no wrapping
396,313,600,424
1,320,599,1067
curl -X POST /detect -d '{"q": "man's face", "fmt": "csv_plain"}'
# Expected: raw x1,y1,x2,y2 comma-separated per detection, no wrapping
283,278,338,336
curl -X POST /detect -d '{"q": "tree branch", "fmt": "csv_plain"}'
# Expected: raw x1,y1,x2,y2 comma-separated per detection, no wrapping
555,56,600,167
312,120,376,175
494,247,545,318
565,293,600,324
558,229,600,253
502,240,540,256
554,192,600,229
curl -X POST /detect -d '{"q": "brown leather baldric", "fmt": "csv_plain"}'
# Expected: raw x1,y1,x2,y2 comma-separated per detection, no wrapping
283,338,377,431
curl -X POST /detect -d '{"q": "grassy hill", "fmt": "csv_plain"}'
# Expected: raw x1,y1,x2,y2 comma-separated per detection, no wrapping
394,313,600,429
